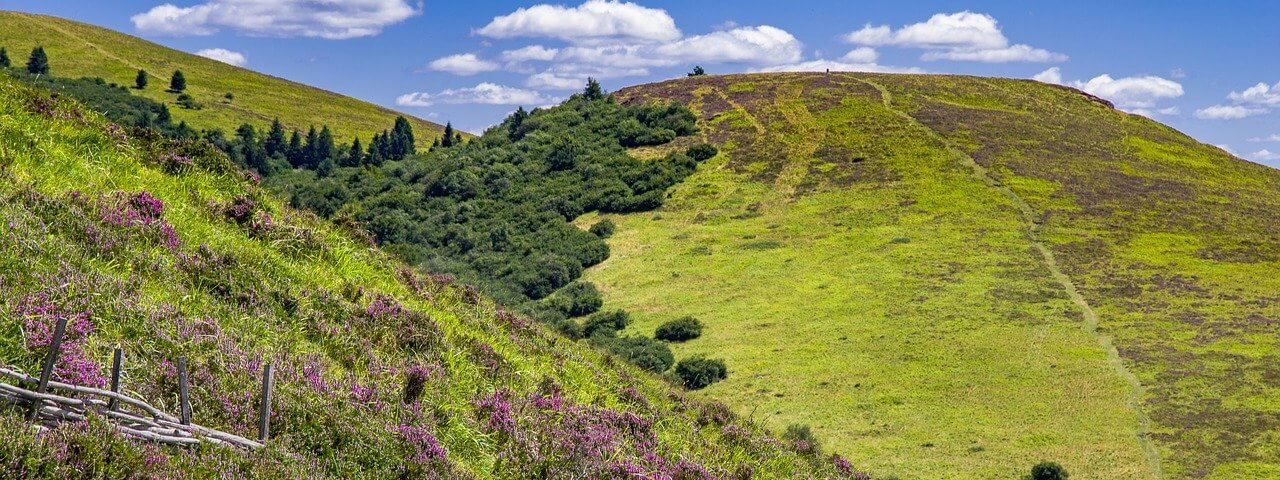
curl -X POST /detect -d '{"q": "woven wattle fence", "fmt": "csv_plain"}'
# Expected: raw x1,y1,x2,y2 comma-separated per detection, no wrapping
0,318,271,450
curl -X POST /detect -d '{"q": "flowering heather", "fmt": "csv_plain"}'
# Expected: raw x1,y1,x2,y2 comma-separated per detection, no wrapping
831,454,871,479
13,291,106,387
221,195,257,225
474,390,516,436
402,363,442,404
394,424,448,464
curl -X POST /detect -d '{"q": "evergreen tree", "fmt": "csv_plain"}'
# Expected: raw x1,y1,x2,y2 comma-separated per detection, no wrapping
344,138,364,167
135,69,148,89
236,123,267,172
391,116,415,159
26,46,49,75
378,130,392,159
688,65,706,76
508,107,528,141
303,126,320,168
317,126,335,164
264,118,287,158
440,123,455,148
156,104,172,125
0,47,10,68
367,134,385,165
583,77,604,100
287,130,304,167
454,132,463,146
169,70,186,92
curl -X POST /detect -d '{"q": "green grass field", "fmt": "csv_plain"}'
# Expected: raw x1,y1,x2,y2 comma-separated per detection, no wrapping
583,73,1280,479
0,10,445,146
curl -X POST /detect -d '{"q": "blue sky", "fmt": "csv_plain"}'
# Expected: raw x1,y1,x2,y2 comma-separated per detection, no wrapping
6,1,1280,167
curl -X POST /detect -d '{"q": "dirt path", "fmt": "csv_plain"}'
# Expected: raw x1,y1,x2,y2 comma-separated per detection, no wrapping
857,77,1165,480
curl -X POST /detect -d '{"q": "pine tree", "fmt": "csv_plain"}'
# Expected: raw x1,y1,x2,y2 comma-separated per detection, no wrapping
156,104,172,125
440,123,455,148
264,119,286,158
454,132,463,146
688,65,706,77
287,130,303,167
583,77,604,100
345,138,364,167
367,134,385,165
508,107,528,141
169,70,186,92
300,126,319,168
317,126,335,164
135,69,148,89
236,123,267,172
0,47,10,68
391,116,415,159
26,46,49,75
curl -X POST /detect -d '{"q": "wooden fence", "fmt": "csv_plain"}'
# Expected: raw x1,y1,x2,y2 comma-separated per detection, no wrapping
0,317,271,450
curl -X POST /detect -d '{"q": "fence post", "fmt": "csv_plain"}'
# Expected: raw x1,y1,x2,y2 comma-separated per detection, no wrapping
258,362,273,442
28,317,69,419
178,356,191,425
107,348,123,411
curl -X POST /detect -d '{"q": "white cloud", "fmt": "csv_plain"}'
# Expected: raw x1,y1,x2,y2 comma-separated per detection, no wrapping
131,0,418,39
1227,82,1280,106
840,47,878,63
526,65,649,90
653,25,803,65
755,59,922,74
476,0,680,44
195,47,247,66
501,45,560,62
844,11,1064,63
396,83,554,107
1194,104,1268,120
1248,149,1280,161
1248,134,1280,142
428,54,499,76
1034,68,1184,114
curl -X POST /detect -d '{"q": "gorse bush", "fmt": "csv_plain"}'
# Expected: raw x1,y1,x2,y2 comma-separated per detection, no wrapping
589,218,616,238
674,356,727,390
655,316,702,342
581,309,630,338
591,335,675,373
1027,461,1069,480
542,280,603,317
686,143,718,161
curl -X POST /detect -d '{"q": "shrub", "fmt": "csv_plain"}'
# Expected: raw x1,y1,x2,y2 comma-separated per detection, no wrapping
674,356,727,390
1026,462,1069,480
655,316,702,342
686,143,718,161
582,310,630,338
592,336,674,373
589,218,616,238
176,93,201,110
545,281,603,317
783,424,821,456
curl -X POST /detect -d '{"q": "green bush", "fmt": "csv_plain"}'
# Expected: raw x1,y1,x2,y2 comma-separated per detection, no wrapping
582,310,630,338
686,143,718,161
674,355,727,389
589,218,616,238
1026,462,1069,480
592,335,674,373
176,93,201,110
544,281,603,317
654,316,702,342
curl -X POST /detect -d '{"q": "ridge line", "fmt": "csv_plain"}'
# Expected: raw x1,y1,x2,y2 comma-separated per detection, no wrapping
854,77,1164,480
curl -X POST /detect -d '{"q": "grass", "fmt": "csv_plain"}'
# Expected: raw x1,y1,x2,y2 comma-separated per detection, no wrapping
0,10,445,146
0,75,850,477
581,72,1280,479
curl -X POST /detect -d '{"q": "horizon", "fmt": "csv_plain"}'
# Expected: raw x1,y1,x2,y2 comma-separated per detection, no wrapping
3,1,1279,167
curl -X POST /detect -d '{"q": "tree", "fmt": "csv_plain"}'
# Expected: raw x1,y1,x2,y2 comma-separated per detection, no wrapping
391,116,415,159
507,106,528,140
316,126,335,164
303,126,319,168
156,104,172,125
262,119,286,158
169,70,186,92
134,69,148,89
0,47,11,68
440,123,455,148
236,123,267,172
26,46,49,75
583,77,604,101
688,65,706,76
286,130,303,167
344,138,364,167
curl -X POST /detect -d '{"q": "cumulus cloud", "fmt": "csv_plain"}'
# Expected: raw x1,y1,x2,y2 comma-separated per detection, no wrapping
1227,82,1280,106
501,45,560,62
1194,104,1268,120
428,54,500,76
476,0,679,44
1033,68,1184,114
526,65,649,90
653,25,803,65
131,0,418,39
1248,134,1280,142
1248,149,1280,161
844,11,1065,63
195,47,246,66
840,47,878,63
396,83,554,107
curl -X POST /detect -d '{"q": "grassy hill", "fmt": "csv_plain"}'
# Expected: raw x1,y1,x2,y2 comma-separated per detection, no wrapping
0,75,856,477
581,73,1280,480
0,10,445,146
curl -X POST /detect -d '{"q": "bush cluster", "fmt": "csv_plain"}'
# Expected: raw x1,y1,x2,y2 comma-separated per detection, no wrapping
654,316,702,342
673,356,727,390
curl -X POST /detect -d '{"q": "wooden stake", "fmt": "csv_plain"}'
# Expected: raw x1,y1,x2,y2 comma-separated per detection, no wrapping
258,363,273,442
177,356,190,425
107,348,122,411
29,317,67,420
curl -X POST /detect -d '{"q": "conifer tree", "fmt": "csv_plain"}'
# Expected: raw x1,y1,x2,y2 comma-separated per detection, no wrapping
135,69,148,89
0,47,10,68
287,130,303,167
317,126,335,164
454,132,463,146
303,126,319,168
508,106,528,140
440,123,455,148
345,138,364,167
169,70,186,92
391,116,415,159
367,134,385,165
688,66,706,77
156,104,172,125
236,123,267,172
26,46,49,75
264,118,286,158
583,77,604,100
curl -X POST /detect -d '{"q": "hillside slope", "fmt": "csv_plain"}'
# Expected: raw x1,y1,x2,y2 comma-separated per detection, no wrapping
0,11,444,146
583,73,1280,480
0,75,853,477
